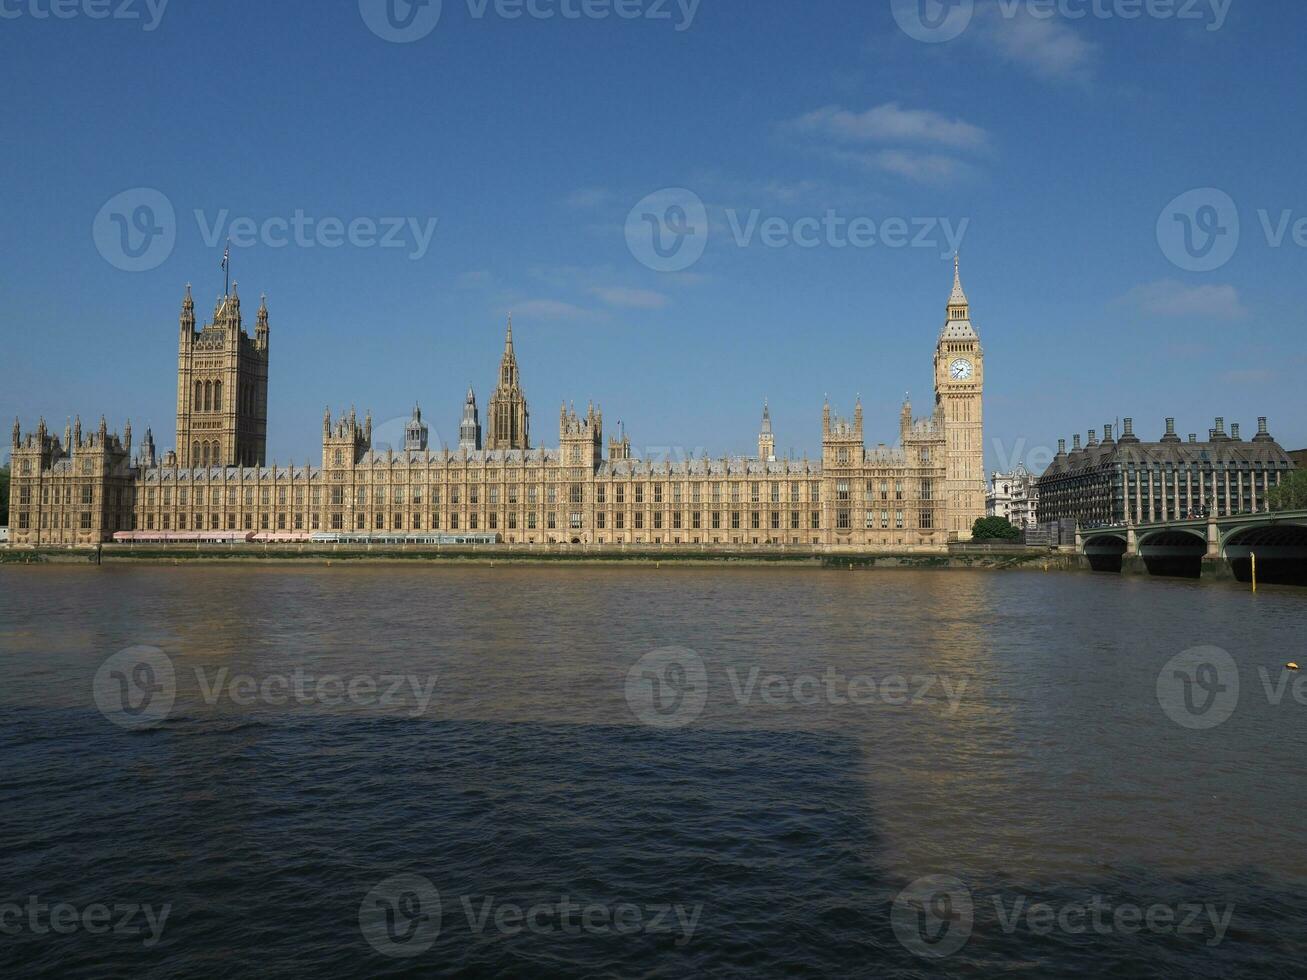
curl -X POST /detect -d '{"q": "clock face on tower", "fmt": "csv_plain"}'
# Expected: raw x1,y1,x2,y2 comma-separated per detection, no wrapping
949,358,974,381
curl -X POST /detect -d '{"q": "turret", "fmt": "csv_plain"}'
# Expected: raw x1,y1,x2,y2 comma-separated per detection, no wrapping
138,427,157,468
758,399,776,463
256,293,270,350
459,386,482,452
11,417,19,449
180,283,195,337
405,404,429,452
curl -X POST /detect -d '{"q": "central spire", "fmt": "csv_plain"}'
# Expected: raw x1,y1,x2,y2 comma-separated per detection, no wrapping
948,253,969,318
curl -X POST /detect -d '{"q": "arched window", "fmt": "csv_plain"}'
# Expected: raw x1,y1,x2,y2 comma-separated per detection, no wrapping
195,381,203,410
214,380,223,412
192,441,200,464
201,442,209,467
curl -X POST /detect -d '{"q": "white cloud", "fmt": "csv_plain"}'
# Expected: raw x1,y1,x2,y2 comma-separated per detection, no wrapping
972,2,1097,83
565,187,615,208
512,299,602,322
832,148,977,185
784,102,989,184
789,102,989,151
589,286,668,309
1123,280,1247,319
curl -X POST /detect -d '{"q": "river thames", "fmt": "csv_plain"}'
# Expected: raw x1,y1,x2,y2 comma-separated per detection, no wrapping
1,565,1304,977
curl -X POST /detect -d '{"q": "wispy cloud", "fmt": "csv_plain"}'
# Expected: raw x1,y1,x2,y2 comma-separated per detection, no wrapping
512,299,602,322
783,102,990,184
565,187,615,208
972,1,1097,83
1122,279,1247,319
1219,368,1276,386
589,286,668,309
789,102,989,151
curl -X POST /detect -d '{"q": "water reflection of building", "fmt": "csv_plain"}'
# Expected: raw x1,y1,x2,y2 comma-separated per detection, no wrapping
1035,417,1293,526
9,264,988,551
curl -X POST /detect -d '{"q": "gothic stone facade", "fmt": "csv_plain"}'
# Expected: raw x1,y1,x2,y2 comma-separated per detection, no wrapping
7,267,988,550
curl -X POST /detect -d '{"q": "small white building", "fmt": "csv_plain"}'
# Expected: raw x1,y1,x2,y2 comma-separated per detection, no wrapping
987,465,1039,529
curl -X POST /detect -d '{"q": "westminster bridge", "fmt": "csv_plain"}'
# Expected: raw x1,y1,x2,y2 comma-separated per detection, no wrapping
1077,509,1307,584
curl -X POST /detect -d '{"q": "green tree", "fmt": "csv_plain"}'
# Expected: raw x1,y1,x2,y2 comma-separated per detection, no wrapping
1266,468,1307,512
972,515,1022,541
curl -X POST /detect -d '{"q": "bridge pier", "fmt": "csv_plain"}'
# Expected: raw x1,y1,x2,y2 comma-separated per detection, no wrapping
1201,558,1236,582
1121,555,1149,576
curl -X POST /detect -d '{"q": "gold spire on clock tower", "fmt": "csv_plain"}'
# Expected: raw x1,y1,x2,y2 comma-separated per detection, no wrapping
934,255,985,540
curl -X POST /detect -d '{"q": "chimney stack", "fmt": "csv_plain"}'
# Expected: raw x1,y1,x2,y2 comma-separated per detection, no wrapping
1231,423,1241,441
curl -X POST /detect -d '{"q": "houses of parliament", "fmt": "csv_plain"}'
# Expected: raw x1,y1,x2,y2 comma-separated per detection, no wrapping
7,264,987,551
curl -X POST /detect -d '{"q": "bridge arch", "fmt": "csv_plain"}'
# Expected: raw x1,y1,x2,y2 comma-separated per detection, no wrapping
1136,528,1208,579
1083,533,1128,573
1222,520,1307,585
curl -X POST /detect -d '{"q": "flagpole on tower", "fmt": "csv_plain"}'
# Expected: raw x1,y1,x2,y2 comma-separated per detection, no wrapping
222,239,231,297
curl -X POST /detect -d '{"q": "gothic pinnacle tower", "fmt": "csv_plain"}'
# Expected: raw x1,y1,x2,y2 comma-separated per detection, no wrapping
459,386,482,452
485,315,530,451
176,278,270,468
758,399,776,463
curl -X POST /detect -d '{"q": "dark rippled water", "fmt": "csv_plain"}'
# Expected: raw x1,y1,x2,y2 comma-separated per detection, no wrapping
1,565,1304,977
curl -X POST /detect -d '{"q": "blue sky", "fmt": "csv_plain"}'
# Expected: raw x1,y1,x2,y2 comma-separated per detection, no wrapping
2,0,1304,471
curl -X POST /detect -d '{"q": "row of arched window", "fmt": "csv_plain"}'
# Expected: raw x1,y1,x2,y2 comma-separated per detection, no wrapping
193,379,224,413
192,440,222,466
193,378,261,416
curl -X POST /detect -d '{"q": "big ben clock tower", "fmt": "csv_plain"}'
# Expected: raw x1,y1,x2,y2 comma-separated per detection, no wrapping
934,256,985,540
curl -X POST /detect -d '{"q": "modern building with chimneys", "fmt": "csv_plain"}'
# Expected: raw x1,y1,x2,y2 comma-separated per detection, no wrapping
1034,417,1294,526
